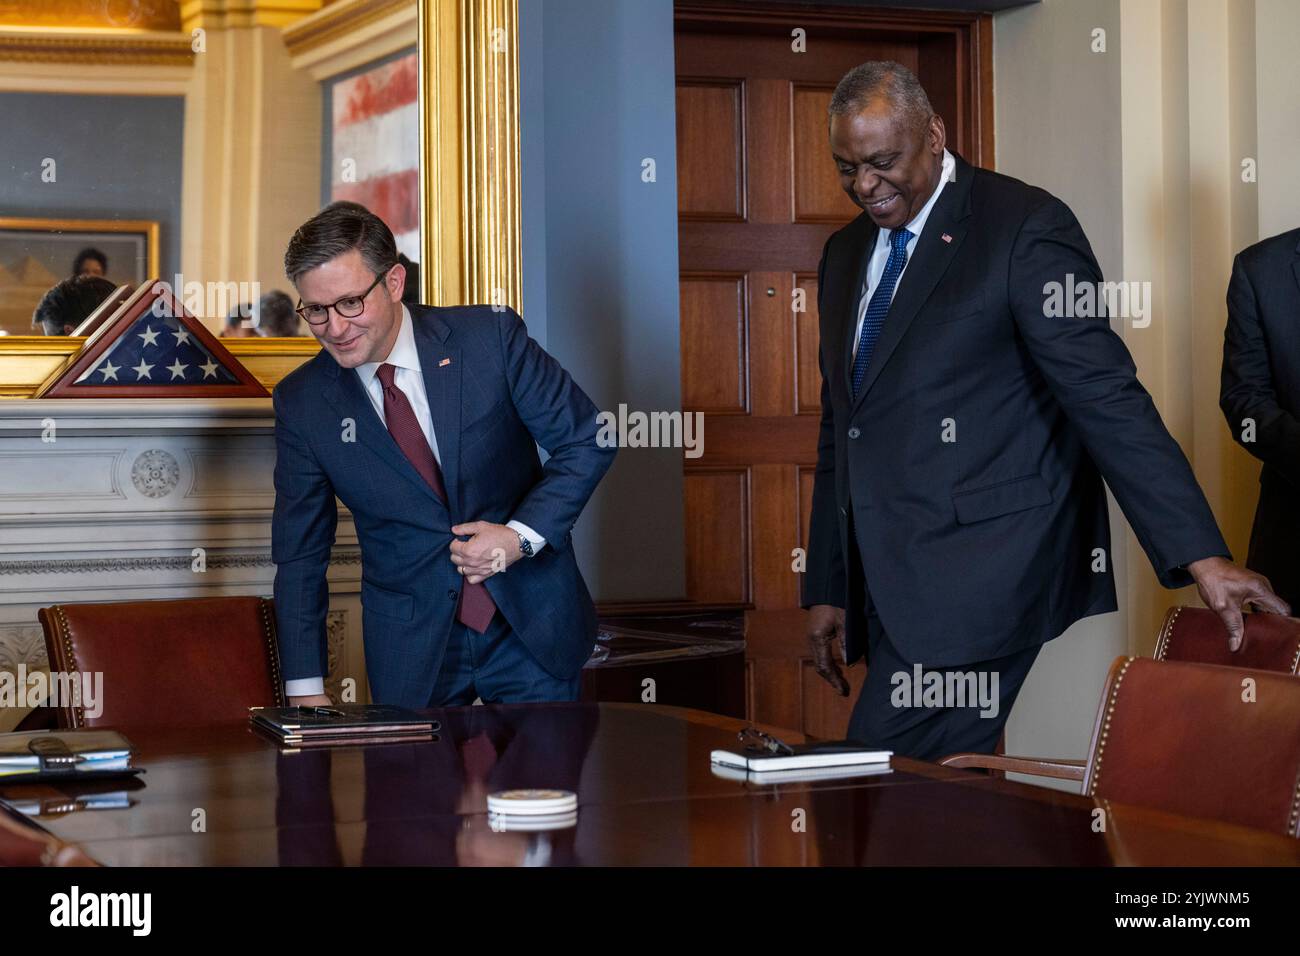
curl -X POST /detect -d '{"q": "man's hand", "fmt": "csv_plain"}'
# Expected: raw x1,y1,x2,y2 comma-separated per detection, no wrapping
806,604,849,696
1186,556,1292,652
450,521,523,584
288,693,333,708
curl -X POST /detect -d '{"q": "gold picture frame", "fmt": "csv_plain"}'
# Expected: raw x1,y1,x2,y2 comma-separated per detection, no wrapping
0,216,161,334
0,0,521,396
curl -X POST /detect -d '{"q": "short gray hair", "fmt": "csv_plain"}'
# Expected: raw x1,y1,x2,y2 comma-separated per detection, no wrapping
828,61,934,133
283,200,398,285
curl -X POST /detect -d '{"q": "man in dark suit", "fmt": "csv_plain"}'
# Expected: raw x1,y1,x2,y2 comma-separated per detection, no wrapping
802,62,1288,760
1221,227,1300,611
272,201,615,709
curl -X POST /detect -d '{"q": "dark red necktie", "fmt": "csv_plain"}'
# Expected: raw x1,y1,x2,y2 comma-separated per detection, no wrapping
376,363,496,633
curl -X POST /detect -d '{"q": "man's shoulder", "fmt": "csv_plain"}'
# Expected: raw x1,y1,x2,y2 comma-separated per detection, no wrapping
272,346,333,407
408,301,527,348
409,301,514,327
1235,226,1300,270
966,162,1062,220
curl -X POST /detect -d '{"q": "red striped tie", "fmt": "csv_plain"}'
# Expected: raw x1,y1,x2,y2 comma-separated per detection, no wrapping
376,363,496,633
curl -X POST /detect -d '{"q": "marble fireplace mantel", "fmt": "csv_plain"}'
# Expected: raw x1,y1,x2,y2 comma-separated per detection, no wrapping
0,398,364,728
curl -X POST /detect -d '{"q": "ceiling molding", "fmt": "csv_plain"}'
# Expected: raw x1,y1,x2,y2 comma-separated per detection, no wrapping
0,0,180,31
0,26,194,65
282,0,415,78
179,0,322,31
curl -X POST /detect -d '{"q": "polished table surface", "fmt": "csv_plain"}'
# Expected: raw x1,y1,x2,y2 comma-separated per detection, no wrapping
2,703,1297,866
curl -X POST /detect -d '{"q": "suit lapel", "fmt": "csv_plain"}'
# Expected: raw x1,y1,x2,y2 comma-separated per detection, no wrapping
411,310,462,518
322,360,443,507
821,217,873,395
1292,236,1300,304
850,154,975,412
839,218,879,392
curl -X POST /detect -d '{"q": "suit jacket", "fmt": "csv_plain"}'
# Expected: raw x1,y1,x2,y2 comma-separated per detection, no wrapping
802,153,1228,667
1220,227,1300,607
271,304,616,707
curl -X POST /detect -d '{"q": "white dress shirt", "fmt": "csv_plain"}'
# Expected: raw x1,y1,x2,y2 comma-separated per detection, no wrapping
852,148,956,358
284,304,545,699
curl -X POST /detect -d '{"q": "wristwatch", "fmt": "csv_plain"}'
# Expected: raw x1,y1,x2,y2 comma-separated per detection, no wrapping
517,532,534,558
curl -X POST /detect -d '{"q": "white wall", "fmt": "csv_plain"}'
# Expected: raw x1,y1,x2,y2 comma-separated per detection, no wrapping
1255,0,1300,238
994,0,1295,789
993,0,1127,790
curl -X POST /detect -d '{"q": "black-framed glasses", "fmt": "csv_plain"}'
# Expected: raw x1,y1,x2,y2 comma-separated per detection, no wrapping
737,726,795,756
295,266,393,326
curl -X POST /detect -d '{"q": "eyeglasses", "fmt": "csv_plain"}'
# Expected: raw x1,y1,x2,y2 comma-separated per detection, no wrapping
295,267,393,326
737,726,795,756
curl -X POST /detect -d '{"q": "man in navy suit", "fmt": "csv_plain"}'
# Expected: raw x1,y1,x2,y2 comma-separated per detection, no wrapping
801,62,1288,760
1221,227,1300,611
272,201,615,708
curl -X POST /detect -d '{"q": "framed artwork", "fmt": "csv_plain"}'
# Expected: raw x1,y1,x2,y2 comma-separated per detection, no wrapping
0,217,159,336
329,50,419,263
35,279,267,399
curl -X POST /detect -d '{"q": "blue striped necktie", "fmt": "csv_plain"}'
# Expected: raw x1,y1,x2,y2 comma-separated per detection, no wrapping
851,227,913,398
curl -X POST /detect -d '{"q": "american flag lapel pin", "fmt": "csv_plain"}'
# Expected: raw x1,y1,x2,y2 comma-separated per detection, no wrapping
941,233,953,244
439,357,452,367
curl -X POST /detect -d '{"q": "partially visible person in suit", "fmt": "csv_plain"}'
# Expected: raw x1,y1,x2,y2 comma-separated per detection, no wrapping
272,201,615,709
1221,227,1300,611
254,290,302,337
802,61,1288,761
31,275,116,335
71,247,107,279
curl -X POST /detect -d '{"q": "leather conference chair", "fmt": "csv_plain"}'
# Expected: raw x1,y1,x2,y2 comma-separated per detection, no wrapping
37,596,285,730
1154,605,1300,673
941,655,1300,837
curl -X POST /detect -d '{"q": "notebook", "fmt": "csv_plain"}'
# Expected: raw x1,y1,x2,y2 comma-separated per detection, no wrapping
0,729,141,784
249,704,438,745
710,761,895,785
710,740,892,773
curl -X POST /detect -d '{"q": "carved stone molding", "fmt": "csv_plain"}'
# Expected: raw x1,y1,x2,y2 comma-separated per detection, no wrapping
0,624,49,673
0,550,362,576
0,624,49,732
130,449,181,499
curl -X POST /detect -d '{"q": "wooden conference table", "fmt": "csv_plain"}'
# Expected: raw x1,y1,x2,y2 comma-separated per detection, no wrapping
2,703,1296,866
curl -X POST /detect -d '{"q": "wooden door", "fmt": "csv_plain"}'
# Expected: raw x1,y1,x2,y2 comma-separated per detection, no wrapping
674,2,993,735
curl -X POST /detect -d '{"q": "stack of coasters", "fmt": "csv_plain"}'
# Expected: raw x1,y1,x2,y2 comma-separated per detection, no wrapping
486,789,578,831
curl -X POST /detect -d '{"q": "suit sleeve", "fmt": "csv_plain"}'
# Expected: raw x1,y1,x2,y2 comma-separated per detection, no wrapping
1220,253,1300,485
1008,196,1229,588
497,308,617,553
271,384,338,682
802,235,847,608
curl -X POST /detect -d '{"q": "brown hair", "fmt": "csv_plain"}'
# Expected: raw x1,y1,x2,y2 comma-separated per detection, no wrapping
283,200,398,285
